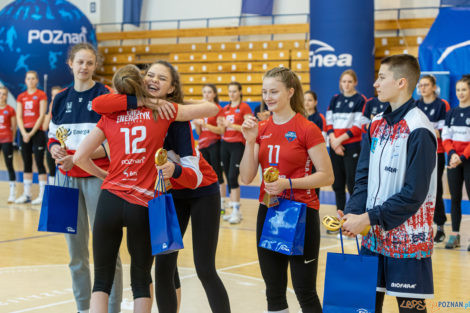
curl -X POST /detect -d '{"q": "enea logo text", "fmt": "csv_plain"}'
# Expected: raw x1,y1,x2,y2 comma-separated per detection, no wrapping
309,39,352,68
28,26,88,44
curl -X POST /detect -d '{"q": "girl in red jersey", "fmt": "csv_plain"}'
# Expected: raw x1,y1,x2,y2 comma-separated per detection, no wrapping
76,63,221,313
0,86,17,202
416,75,450,243
15,70,47,204
220,81,253,224
193,84,227,213
326,69,366,213
442,76,470,251
48,43,123,313
240,67,334,313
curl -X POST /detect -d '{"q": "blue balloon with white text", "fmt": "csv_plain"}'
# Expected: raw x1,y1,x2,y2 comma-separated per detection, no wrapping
0,0,96,97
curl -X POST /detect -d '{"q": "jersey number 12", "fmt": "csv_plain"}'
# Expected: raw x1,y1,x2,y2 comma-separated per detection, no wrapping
120,126,146,154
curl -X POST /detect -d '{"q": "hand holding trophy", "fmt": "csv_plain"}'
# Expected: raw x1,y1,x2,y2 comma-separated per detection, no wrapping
263,166,280,207
56,126,69,149
155,148,173,192
322,215,371,236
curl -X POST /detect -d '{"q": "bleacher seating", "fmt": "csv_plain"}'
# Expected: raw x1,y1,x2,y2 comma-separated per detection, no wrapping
95,17,435,100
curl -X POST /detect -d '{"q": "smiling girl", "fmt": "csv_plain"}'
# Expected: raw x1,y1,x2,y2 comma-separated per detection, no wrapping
47,43,123,313
240,67,333,313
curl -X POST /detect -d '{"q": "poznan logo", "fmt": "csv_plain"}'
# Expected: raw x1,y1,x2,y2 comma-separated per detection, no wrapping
28,26,88,45
309,39,352,68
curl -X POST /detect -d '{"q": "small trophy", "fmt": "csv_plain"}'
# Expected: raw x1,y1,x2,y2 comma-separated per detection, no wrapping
155,148,172,192
321,215,371,236
263,166,280,207
56,126,69,149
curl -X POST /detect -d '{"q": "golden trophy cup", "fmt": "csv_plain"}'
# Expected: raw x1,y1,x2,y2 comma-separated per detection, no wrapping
263,166,280,207
155,148,172,192
322,215,371,236
56,126,69,149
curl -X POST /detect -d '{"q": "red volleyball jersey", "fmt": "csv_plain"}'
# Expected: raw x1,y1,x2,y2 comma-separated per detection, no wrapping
221,102,252,143
97,106,178,206
256,113,324,209
17,89,47,128
0,105,15,143
197,104,223,149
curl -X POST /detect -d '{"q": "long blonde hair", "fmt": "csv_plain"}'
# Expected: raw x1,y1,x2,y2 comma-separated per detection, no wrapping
263,67,306,117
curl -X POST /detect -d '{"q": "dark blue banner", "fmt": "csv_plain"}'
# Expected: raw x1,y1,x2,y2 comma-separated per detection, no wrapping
241,0,274,16
309,0,374,114
418,7,470,107
441,0,470,5
123,0,143,26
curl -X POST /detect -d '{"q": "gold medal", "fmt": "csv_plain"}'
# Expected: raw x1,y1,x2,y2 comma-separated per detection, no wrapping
262,166,280,207
321,215,371,236
155,148,172,191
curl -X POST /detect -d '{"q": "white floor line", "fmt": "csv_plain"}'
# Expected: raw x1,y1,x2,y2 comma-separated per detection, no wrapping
1,237,362,312
8,299,75,313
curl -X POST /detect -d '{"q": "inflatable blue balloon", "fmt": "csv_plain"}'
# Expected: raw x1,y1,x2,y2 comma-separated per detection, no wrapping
0,0,97,97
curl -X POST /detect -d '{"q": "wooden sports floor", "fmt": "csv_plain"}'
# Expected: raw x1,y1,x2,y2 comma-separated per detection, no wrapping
0,153,469,313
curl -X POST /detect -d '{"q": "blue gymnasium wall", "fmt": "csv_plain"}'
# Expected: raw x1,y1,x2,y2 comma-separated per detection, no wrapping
309,0,375,114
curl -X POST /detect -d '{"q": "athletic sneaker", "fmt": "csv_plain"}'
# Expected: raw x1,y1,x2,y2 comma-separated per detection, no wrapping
445,234,460,249
336,233,353,240
222,211,231,221
8,189,16,203
15,194,31,204
229,211,242,224
31,196,43,205
434,230,445,243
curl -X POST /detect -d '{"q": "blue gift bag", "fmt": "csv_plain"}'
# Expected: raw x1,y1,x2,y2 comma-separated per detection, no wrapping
148,170,184,255
323,232,379,313
259,180,307,255
38,170,79,234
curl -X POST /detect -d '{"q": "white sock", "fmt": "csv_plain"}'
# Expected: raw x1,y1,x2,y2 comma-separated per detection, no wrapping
9,182,15,195
79,310,90,313
48,176,55,185
23,179,32,196
231,201,240,212
39,181,47,194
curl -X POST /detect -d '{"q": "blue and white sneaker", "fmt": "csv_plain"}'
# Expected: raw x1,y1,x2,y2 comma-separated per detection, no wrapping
15,194,31,204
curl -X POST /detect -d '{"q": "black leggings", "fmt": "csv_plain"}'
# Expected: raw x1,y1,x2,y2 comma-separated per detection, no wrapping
447,160,470,232
220,141,244,191
200,141,224,184
19,129,46,174
434,153,446,226
376,292,427,313
46,143,56,177
256,204,322,313
92,190,153,299
0,142,15,181
154,192,230,313
330,144,361,211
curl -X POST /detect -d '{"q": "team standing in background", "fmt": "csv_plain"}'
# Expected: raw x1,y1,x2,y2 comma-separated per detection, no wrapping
1,41,469,313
